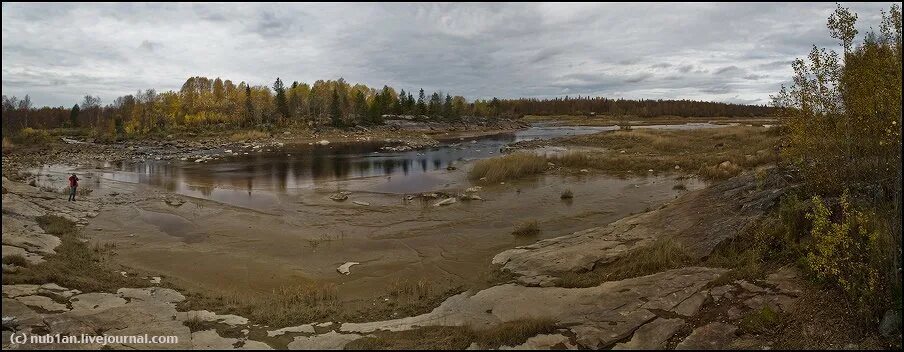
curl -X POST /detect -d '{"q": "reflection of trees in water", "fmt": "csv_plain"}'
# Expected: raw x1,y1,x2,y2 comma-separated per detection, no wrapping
188,184,214,197
119,136,526,194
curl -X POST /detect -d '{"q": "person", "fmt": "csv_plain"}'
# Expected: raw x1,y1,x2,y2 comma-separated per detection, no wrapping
68,173,79,201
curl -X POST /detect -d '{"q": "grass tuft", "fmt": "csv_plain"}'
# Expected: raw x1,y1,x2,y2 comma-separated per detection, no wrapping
468,152,547,183
559,238,694,287
511,221,541,237
560,189,574,199
344,318,558,350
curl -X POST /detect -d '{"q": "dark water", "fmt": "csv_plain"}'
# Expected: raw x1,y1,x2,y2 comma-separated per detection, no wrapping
97,125,618,195
38,123,730,207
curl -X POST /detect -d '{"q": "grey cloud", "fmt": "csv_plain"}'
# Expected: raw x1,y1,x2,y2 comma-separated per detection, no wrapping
1,2,897,107
714,66,744,75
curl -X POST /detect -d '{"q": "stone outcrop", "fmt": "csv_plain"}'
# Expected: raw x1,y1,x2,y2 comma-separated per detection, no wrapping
494,172,788,285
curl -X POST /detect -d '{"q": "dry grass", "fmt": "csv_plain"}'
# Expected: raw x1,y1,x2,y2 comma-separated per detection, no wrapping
183,313,207,333
228,130,269,142
178,283,338,328
559,238,695,287
344,318,559,350
468,152,547,183
2,254,29,267
2,136,14,152
511,221,541,237
540,126,781,180
1,215,149,292
560,189,574,199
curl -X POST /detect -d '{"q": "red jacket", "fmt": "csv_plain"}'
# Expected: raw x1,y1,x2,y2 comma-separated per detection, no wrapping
68,175,79,187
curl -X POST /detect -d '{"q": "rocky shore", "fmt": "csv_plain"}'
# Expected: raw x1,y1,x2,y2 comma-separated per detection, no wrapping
1,169,826,349
1,118,528,173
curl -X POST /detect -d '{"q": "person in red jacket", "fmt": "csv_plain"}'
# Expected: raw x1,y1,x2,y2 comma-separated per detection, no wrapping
68,173,79,201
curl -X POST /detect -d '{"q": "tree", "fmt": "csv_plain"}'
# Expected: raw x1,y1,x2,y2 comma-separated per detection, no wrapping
273,77,289,124
69,104,80,127
244,84,253,126
416,89,427,116
330,88,343,127
428,92,442,118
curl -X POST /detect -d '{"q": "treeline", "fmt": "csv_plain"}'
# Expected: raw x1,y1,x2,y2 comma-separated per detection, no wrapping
2,77,774,136
492,97,773,118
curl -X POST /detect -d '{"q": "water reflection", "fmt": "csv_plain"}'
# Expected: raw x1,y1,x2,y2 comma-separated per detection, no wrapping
86,123,730,205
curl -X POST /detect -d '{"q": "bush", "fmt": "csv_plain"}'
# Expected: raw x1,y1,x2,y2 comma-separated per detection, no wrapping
804,191,896,320
11,128,53,145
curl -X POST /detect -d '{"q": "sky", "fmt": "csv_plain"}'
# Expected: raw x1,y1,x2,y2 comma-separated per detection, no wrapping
1,2,896,108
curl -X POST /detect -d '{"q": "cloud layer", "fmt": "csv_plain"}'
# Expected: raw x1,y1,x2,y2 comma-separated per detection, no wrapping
1,2,895,107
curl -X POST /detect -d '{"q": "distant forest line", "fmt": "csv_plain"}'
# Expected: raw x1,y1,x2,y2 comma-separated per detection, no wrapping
1,76,774,136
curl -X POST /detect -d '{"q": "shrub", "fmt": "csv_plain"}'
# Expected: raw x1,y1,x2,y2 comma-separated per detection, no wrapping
804,191,895,320
12,128,53,145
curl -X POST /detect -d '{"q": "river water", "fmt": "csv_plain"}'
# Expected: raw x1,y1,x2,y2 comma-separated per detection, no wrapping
33,123,731,209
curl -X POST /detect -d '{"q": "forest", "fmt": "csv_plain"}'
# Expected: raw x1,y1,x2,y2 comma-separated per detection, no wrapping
1,77,773,138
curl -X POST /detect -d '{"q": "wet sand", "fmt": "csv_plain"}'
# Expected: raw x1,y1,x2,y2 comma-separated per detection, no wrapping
81,167,703,305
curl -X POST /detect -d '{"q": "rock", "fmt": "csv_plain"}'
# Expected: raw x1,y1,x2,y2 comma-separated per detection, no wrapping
337,262,360,275
178,310,248,326
433,198,457,207
69,293,128,313
879,309,901,338
352,201,369,206
735,280,768,293
15,295,69,312
329,193,348,201
613,318,685,350
339,267,724,349
708,285,735,302
1,245,45,265
3,284,41,298
673,292,707,317
317,140,331,145
287,331,361,350
500,333,576,350
580,169,589,173
675,322,738,350
164,198,185,207
743,294,796,313
718,161,736,170
494,173,786,283
117,287,185,304
764,266,802,296
267,324,316,337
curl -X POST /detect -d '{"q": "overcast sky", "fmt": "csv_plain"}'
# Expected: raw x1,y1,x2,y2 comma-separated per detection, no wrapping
1,2,896,108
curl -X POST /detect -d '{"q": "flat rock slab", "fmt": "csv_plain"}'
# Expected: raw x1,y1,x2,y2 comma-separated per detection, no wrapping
500,333,577,350
338,267,725,349
14,295,69,312
287,331,363,350
494,173,786,283
613,318,686,350
676,322,739,350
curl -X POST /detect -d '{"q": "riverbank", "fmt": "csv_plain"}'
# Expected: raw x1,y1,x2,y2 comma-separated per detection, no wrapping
1,118,529,174
2,121,898,349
